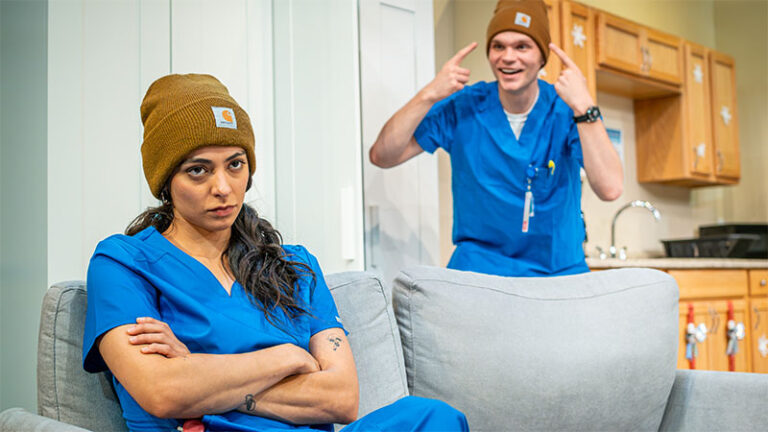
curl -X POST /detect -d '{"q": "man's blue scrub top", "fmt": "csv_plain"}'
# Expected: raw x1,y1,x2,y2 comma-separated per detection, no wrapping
414,80,589,277
83,226,344,432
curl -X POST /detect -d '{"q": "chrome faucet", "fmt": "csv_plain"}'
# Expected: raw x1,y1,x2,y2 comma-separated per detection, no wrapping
608,200,662,259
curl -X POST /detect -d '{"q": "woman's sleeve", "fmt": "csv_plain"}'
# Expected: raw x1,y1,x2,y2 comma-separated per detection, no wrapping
82,243,161,373
294,247,347,337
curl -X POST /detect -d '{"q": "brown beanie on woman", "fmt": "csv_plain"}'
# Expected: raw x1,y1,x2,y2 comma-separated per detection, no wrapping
486,0,551,62
140,74,256,198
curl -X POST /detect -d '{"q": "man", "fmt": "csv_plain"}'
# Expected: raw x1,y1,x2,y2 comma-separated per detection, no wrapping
369,0,622,277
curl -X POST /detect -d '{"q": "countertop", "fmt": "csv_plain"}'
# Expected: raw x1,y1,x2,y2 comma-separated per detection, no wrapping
586,257,768,269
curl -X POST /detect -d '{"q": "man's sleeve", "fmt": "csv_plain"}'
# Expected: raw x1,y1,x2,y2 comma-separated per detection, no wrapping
83,245,160,373
413,96,458,154
567,118,584,167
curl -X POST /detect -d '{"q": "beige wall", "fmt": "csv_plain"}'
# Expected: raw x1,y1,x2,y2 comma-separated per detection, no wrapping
434,0,767,262
714,0,768,223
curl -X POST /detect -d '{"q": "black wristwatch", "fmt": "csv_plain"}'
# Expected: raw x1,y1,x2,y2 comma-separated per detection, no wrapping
573,106,601,123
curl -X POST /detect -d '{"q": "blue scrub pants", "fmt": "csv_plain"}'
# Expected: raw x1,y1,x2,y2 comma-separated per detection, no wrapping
205,396,468,431
342,396,468,432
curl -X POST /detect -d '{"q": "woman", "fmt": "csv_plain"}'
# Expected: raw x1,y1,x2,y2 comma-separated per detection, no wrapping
82,74,467,432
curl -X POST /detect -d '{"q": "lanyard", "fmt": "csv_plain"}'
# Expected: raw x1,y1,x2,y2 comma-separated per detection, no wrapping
521,161,555,233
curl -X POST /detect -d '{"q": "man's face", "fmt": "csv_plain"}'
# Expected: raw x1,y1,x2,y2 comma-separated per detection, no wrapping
487,31,544,95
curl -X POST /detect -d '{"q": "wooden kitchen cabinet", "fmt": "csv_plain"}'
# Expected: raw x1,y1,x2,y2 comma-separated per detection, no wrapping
677,299,751,372
750,298,768,373
634,43,740,186
539,1,597,103
750,270,768,373
540,0,562,85
668,269,768,372
709,50,740,181
560,1,596,102
595,11,683,90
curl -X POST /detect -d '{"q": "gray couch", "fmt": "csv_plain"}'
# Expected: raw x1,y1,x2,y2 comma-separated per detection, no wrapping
1,267,767,431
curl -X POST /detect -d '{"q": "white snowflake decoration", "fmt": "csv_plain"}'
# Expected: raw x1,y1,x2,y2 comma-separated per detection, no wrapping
720,106,732,126
571,24,586,48
693,64,703,83
538,69,547,78
759,334,768,358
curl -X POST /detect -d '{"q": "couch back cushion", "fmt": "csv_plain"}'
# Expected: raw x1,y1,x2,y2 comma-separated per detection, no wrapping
326,272,408,418
393,267,679,432
37,282,127,432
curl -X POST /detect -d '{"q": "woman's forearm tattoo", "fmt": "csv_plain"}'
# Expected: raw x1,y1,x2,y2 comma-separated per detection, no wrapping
244,394,255,411
328,336,343,351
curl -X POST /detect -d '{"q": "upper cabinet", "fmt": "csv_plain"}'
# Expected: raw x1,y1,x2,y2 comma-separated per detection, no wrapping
709,51,740,181
595,12,683,86
561,1,596,101
635,43,740,186
594,11,684,99
540,0,562,85
539,1,597,102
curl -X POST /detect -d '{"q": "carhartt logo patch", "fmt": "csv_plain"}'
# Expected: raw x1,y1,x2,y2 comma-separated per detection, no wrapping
515,12,531,28
211,107,237,129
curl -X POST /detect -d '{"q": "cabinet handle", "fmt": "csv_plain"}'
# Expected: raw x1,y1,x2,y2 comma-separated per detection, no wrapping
708,307,720,334
693,146,699,171
761,278,767,287
646,50,653,71
640,47,648,72
755,307,761,330
716,150,724,173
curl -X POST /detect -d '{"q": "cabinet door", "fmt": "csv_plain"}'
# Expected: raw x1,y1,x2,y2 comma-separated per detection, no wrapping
709,51,740,180
561,1,595,101
750,297,768,373
684,43,713,176
539,0,561,85
706,300,751,372
644,28,683,85
596,12,643,75
678,301,714,370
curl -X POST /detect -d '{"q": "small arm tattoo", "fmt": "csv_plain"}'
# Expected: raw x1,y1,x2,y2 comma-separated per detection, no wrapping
245,394,255,411
328,336,343,351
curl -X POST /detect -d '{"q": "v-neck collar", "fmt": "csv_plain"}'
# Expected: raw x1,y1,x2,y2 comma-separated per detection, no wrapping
144,226,238,297
476,80,551,148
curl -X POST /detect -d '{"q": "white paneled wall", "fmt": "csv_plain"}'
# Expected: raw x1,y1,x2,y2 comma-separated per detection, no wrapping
47,0,275,284
47,0,366,284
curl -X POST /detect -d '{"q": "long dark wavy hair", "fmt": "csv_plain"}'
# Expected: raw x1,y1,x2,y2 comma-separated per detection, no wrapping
125,177,314,323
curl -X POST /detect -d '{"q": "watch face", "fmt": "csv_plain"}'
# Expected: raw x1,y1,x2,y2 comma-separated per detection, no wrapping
587,106,600,122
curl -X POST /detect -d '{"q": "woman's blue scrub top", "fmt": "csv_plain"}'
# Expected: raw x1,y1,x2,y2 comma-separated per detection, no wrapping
82,226,344,432
414,80,589,276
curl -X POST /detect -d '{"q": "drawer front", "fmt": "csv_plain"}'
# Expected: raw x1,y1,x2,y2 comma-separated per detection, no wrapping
750,270,768,296
668,269,748,299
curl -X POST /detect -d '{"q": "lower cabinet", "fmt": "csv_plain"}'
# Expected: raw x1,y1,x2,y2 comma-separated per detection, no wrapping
677,299,751,372
669,268,767,373
749,270,768,373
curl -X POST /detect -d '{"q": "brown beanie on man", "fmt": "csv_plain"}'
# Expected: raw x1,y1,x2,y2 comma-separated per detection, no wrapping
140,74,256,198
486,0,551,63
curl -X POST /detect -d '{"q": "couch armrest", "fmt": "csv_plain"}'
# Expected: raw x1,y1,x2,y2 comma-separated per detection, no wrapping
0,408,91,432
659,369,768,431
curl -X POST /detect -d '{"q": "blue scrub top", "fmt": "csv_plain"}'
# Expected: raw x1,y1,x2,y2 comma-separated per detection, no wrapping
83,226,345,432
414,80,589,277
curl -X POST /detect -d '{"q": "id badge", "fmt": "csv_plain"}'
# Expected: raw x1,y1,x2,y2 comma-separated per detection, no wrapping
522,190,532,233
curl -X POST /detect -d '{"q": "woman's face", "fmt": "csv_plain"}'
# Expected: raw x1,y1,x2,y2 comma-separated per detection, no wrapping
169,146,250,234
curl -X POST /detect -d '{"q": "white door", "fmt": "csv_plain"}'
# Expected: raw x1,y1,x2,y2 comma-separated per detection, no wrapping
359,0,440,284
272,0,365,273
